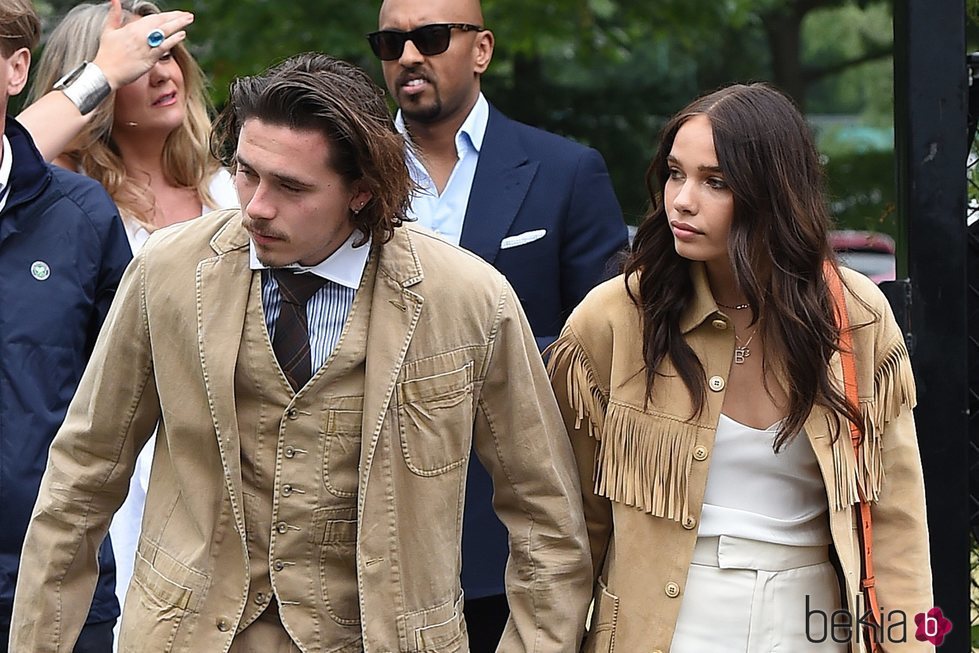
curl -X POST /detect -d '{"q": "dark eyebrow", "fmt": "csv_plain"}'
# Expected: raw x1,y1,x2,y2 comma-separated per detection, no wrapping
235,153,314,189
666,155,723,174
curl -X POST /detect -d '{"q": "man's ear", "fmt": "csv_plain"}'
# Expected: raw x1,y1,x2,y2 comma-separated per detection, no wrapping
4,48,31,97
349,182,373,214
473,29,494,75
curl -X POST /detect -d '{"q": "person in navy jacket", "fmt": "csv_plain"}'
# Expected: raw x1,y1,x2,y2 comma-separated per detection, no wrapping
371,0,628,648
0,2,131,650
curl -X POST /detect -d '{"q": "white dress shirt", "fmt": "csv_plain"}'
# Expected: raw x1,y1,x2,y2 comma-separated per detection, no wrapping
396,93,489,246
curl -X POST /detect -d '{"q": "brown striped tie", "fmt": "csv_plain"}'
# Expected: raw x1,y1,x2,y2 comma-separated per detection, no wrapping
271,269,328,391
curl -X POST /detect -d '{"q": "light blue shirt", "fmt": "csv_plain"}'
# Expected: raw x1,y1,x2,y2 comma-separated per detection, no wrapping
396,93,489,246
250,230,371,372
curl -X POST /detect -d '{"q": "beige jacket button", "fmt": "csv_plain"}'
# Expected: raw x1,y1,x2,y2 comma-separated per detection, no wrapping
665,581,680,598
284,445,296,458
216,618,231,632
277,522,289,534
286,408,299,420
273,560,285,572
254,592,266,605
693,445,708,461
711,318,728,330
708,376,725,392
282,484,293,496
682,515,697,530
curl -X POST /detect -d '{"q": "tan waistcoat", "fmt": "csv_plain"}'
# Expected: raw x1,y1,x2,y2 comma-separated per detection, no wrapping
235,260,376,651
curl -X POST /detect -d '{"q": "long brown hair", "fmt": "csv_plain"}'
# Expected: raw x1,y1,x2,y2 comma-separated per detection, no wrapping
625,83,862,450
211,53,412,245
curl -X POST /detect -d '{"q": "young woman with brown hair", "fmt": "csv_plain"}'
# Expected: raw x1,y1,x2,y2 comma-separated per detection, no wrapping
548,83,933,652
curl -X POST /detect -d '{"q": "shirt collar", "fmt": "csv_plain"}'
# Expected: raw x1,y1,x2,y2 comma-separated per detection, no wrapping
0,135,13,212
395,92,489,157
248,229,372,290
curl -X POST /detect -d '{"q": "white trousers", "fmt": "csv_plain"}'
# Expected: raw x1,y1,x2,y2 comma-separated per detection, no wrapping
670,536,847,652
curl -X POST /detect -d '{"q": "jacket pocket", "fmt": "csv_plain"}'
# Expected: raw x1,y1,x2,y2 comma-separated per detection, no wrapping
583,578,619,653
397,593,467,652
398,363,474,476
313,506,361,626
118,548,206,651
324,399,363,498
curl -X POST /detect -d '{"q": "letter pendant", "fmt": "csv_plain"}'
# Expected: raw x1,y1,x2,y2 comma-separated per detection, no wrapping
734,346,750,364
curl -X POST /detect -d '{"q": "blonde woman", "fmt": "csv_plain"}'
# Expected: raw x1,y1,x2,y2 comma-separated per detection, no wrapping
22,0,237,618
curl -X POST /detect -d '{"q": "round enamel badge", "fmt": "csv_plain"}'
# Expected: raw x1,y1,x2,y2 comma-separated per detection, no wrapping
30,260,50,281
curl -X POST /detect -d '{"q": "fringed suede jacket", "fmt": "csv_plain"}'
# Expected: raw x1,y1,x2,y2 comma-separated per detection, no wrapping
547,263,933,653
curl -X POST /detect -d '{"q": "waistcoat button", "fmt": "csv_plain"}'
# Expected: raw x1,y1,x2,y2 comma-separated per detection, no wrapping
216,618,231,632
682,515,697,530
708,376,725,392
286,408,299,420
284,445,296,458
277,521,289,534
692,445,708,461
665,581,680,598
282,484,293,496
273,560,285,572
254,592,266,605
711,318,728,330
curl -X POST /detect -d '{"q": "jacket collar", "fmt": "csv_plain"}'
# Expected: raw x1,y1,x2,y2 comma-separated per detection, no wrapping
680,262,726,334
458,104,538,264
3,117,51,213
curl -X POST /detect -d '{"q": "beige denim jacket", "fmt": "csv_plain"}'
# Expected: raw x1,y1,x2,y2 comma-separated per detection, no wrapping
547,264,933,653
10,211,592,653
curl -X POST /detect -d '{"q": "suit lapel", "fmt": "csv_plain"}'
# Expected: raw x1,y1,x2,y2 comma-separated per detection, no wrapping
197,217,251,531
359,228,424,493
459,105,539,264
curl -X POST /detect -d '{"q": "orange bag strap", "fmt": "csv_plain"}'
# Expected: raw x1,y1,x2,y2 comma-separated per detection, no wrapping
824,262,883,653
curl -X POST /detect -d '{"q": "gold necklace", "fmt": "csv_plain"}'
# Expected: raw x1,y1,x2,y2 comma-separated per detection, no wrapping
733,326,757,365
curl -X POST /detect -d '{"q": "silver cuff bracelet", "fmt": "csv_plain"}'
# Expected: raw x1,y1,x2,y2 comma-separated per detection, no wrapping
53,61,111,116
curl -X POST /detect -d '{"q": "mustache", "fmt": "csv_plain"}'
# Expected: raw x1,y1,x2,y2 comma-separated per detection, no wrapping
243,219,287,241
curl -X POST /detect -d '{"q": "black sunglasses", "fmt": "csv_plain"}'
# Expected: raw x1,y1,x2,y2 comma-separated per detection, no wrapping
367,23,484,61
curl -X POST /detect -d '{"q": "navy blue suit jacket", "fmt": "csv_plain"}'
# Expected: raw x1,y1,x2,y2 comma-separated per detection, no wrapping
460,104,627,599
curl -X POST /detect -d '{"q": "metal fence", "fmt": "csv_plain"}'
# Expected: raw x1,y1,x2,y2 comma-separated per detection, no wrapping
968,50,979,653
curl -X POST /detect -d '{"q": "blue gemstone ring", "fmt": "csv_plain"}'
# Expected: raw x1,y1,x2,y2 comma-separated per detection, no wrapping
146,28,166,48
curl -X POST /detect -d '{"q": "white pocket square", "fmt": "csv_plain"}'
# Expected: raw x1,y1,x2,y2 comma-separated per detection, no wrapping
500,229,547,249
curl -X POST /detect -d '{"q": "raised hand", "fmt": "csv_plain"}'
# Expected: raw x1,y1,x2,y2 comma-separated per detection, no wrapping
93,0,194,90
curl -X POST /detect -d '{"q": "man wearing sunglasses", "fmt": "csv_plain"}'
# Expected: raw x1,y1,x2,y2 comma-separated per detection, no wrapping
371,0,627,651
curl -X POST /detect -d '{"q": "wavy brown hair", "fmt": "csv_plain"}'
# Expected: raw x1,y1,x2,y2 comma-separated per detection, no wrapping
211,52,412,246
28,0,218,229
625,83,862,450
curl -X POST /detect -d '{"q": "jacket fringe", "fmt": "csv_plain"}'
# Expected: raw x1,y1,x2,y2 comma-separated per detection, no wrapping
550,330,916,518
597,405,696,521
548,334,695,521
547,334,608,438
831,338,917,509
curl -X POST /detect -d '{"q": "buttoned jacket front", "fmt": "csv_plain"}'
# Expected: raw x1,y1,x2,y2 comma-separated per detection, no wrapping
10,210,592,653
547,265,933,653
